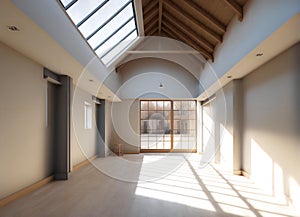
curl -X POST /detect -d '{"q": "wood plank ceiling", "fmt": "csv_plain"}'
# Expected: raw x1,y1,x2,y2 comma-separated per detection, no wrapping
142,0,248,61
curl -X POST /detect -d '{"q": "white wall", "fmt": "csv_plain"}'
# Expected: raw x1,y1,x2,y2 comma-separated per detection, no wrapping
199,0,300,94
0,42,51,199
242,43,300,207
71,86,99,166
201,82,234,169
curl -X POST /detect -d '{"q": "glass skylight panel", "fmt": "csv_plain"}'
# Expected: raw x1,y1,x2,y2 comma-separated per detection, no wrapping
87,4,134,48
60,0,74,8
96,19,136,56
59,0,138,65
66,0,107,25
101,30,137,64
78,0,129,37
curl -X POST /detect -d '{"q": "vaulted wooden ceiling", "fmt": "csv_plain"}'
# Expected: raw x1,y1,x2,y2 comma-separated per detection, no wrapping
142,0,248,61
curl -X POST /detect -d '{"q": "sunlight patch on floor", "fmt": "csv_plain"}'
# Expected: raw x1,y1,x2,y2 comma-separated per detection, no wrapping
134,154,299,217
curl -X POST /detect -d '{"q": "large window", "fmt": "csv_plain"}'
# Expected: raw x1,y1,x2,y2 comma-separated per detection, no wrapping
140,100,197,152
59,0,138,65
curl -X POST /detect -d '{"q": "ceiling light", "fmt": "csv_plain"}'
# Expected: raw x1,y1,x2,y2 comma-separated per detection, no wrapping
256,53,263,57
227,75,232,79
89,79,93,82
7,25,20,32
159,83,163,88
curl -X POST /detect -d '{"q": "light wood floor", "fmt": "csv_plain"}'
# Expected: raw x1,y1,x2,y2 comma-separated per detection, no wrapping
0,154,298,217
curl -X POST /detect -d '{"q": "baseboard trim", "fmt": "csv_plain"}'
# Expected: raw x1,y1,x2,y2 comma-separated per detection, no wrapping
234,170,242,175
72,155,98,172
123,152,140,155
0,175,54,208
242,170,251,178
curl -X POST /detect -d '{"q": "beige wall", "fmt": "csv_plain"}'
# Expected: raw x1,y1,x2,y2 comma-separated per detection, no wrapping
0,42,106,198
0,42,51,199
242,43,300,206
108,100,140,154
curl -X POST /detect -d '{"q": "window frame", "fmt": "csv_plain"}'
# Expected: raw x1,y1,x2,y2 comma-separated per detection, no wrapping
58,0,139,65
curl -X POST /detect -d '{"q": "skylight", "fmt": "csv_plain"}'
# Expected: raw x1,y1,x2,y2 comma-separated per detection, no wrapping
59,0,138,65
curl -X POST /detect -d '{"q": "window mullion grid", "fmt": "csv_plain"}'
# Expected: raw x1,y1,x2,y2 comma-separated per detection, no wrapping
64,0,78,10
76,0,110,27
93,16,134,51
86,0,133,40
100,28,136,59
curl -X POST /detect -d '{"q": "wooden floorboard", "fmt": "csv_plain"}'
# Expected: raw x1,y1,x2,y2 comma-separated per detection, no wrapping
0,154,298,217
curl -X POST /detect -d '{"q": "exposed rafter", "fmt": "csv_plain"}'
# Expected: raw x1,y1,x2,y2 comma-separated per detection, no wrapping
163,21,214,60
144,6,157,26
147,24,158,36
143,0,157,15
144,16,157,34
182,0,226,33
142,0,248,62
223,0,243,21
164,12,214,52
164,0,222,43
158,0,163,34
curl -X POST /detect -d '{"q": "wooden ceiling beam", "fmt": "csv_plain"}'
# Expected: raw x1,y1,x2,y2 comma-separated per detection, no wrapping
164,0,222,43
223,0,243,21
158,0,163,34
146,24,158,36
182,0,226,33
163,26,210,59
144,6,158,26
144,16,158,34
143,0,157,15
164,12,214,52
162,21,213,60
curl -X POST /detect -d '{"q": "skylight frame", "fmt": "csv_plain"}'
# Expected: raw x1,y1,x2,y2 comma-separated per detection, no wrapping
58,0,139,65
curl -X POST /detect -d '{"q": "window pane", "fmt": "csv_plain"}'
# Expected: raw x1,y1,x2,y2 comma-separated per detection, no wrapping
95,19,136,56
189,101,196,110
67,0,107,25
149,101,156,110
78,0,129,36
173,101,181,110
141,111,148,120
60,0,74,7
189,120,196,130
141,141,148,149
182,101,189,110
189,111,196,119
87,4,134,48
141,121,149,133
164,101,171,110
141,101,148,110
101,30,137,64
174,111,181,120
163,111,170,119
157,101,163,110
